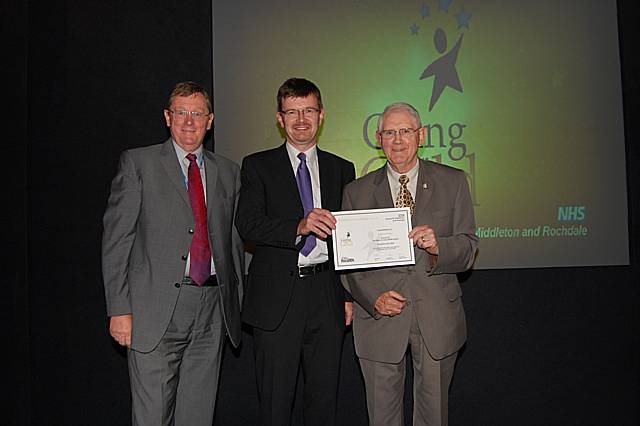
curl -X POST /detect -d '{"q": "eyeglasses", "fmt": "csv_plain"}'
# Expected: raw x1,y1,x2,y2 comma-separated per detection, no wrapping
379,128,420,140
280,107,320,118
168,109,211,121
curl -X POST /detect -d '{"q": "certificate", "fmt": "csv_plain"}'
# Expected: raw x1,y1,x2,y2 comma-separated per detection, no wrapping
331,207,415,271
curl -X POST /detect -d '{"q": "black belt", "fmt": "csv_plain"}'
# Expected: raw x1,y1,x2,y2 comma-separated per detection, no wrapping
182,275,218,286
298,261,331,278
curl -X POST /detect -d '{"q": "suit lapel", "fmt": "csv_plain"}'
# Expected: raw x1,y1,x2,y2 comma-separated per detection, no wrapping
317,148,335,210
160,139,191,208
413,159,434,224
373,165,394,208
278,143,304,214
203,150,219,225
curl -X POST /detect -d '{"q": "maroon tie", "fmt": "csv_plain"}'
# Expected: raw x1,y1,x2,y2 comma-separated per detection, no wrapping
186,153,211,285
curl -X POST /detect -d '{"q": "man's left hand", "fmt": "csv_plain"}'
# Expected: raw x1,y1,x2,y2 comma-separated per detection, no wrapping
345,302,353,326
409,225,439,255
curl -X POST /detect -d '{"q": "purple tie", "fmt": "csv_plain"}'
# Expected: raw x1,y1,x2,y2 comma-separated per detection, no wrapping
296,152,316,256
186,153,211,285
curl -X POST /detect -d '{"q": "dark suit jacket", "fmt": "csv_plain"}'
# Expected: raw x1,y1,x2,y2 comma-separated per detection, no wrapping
102,139,244,352
341,159,478,362
235,143,355,331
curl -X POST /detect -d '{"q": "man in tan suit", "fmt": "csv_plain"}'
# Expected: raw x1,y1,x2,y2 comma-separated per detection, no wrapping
341,102,478,426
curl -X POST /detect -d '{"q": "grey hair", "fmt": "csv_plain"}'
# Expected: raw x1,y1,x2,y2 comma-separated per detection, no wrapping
377,102,422,131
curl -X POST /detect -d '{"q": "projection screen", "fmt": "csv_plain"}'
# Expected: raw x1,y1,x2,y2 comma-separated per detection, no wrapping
212,0,629,269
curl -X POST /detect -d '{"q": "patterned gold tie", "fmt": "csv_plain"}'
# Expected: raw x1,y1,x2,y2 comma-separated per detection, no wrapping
395,174,415,215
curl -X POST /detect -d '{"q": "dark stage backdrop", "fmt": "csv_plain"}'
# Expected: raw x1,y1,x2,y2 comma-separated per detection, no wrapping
12,0,639,425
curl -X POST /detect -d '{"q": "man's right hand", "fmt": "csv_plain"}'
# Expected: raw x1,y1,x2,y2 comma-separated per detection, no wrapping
374,291,407,317
297,208,336,239
110,314,132,348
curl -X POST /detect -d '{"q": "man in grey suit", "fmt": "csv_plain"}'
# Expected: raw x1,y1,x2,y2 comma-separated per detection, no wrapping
341,102,478,426
102,81,244,426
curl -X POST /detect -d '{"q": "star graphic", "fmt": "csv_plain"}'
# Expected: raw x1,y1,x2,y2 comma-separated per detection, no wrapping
420,33,464,111
421,4,430,19
438,0,452,12
410,23,420,35
455,8,472,29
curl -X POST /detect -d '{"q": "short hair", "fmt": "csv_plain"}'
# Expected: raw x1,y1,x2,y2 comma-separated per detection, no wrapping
167,81,213,113
277,78,323,112
377,102,422,131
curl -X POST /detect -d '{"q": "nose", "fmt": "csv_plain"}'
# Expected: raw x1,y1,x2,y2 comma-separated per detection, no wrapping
184,111,195,124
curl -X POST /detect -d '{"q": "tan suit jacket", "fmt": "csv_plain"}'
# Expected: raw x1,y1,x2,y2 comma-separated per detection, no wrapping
341,159,478,363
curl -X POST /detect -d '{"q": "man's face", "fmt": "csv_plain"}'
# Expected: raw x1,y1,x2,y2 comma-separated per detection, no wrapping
377,109,424,174
163,93,214,152
276,95,324,151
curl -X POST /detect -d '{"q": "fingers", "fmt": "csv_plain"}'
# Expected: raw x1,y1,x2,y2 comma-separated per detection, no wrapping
374,291,407,317
299,208,336,239
345,302,354,326
110,314,133,348
409,225,439,255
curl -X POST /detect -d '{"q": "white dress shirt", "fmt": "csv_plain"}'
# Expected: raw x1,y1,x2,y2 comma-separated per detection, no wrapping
285,142,328,266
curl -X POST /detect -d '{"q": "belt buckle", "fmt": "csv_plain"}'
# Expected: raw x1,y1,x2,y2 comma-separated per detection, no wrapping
298,265,313,278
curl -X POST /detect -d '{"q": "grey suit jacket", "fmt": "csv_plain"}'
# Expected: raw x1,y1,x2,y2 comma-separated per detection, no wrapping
341,159,478,363
102,139,244,352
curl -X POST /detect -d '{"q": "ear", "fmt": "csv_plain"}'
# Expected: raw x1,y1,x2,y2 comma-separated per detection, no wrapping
375,131,382,147
318,108,325,126
163,109,172,127
276,111,285,128
418,126,426,147
206,113,214,130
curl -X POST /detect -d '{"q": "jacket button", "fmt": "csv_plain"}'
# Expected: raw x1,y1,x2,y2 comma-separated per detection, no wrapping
181,255,188,261
188,228,194,234
174,282,181,288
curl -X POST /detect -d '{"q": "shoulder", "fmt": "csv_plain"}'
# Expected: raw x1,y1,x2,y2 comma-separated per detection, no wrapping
422,159,465,180
121,141,164,159
318,148,354,169
344,165,382,192
242,145,285,164
205,151,240,174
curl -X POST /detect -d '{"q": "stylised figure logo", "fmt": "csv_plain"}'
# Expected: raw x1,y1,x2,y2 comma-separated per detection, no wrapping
420,28,463,111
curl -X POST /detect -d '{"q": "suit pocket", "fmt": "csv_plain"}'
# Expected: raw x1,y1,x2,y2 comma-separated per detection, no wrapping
444,279,462,302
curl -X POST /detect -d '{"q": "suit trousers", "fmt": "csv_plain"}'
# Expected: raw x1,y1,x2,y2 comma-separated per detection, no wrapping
359,306,457,426
128,284,224,426
253,269,344,426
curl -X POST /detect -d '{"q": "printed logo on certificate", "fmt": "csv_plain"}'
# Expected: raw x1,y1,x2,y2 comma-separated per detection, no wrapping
331,207,416,271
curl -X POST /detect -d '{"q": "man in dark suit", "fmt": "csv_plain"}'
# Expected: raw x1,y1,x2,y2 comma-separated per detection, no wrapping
235,78,355,426
102,81,244,425
341,102,478,426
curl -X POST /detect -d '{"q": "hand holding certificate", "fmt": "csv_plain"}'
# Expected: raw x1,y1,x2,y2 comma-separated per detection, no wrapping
331,207,415,271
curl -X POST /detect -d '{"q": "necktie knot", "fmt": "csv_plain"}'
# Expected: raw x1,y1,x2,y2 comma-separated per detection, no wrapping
399,174,409,185
297,152,307,162
186,153,197,163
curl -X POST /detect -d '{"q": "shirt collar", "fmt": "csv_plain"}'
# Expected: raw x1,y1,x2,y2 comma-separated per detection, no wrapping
386,159,419,183
285,141,318,164
172,140,204,166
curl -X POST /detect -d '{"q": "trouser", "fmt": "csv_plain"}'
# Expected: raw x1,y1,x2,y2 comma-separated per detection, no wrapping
128,285,224,426
253,269,344,426
359,309,457,426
